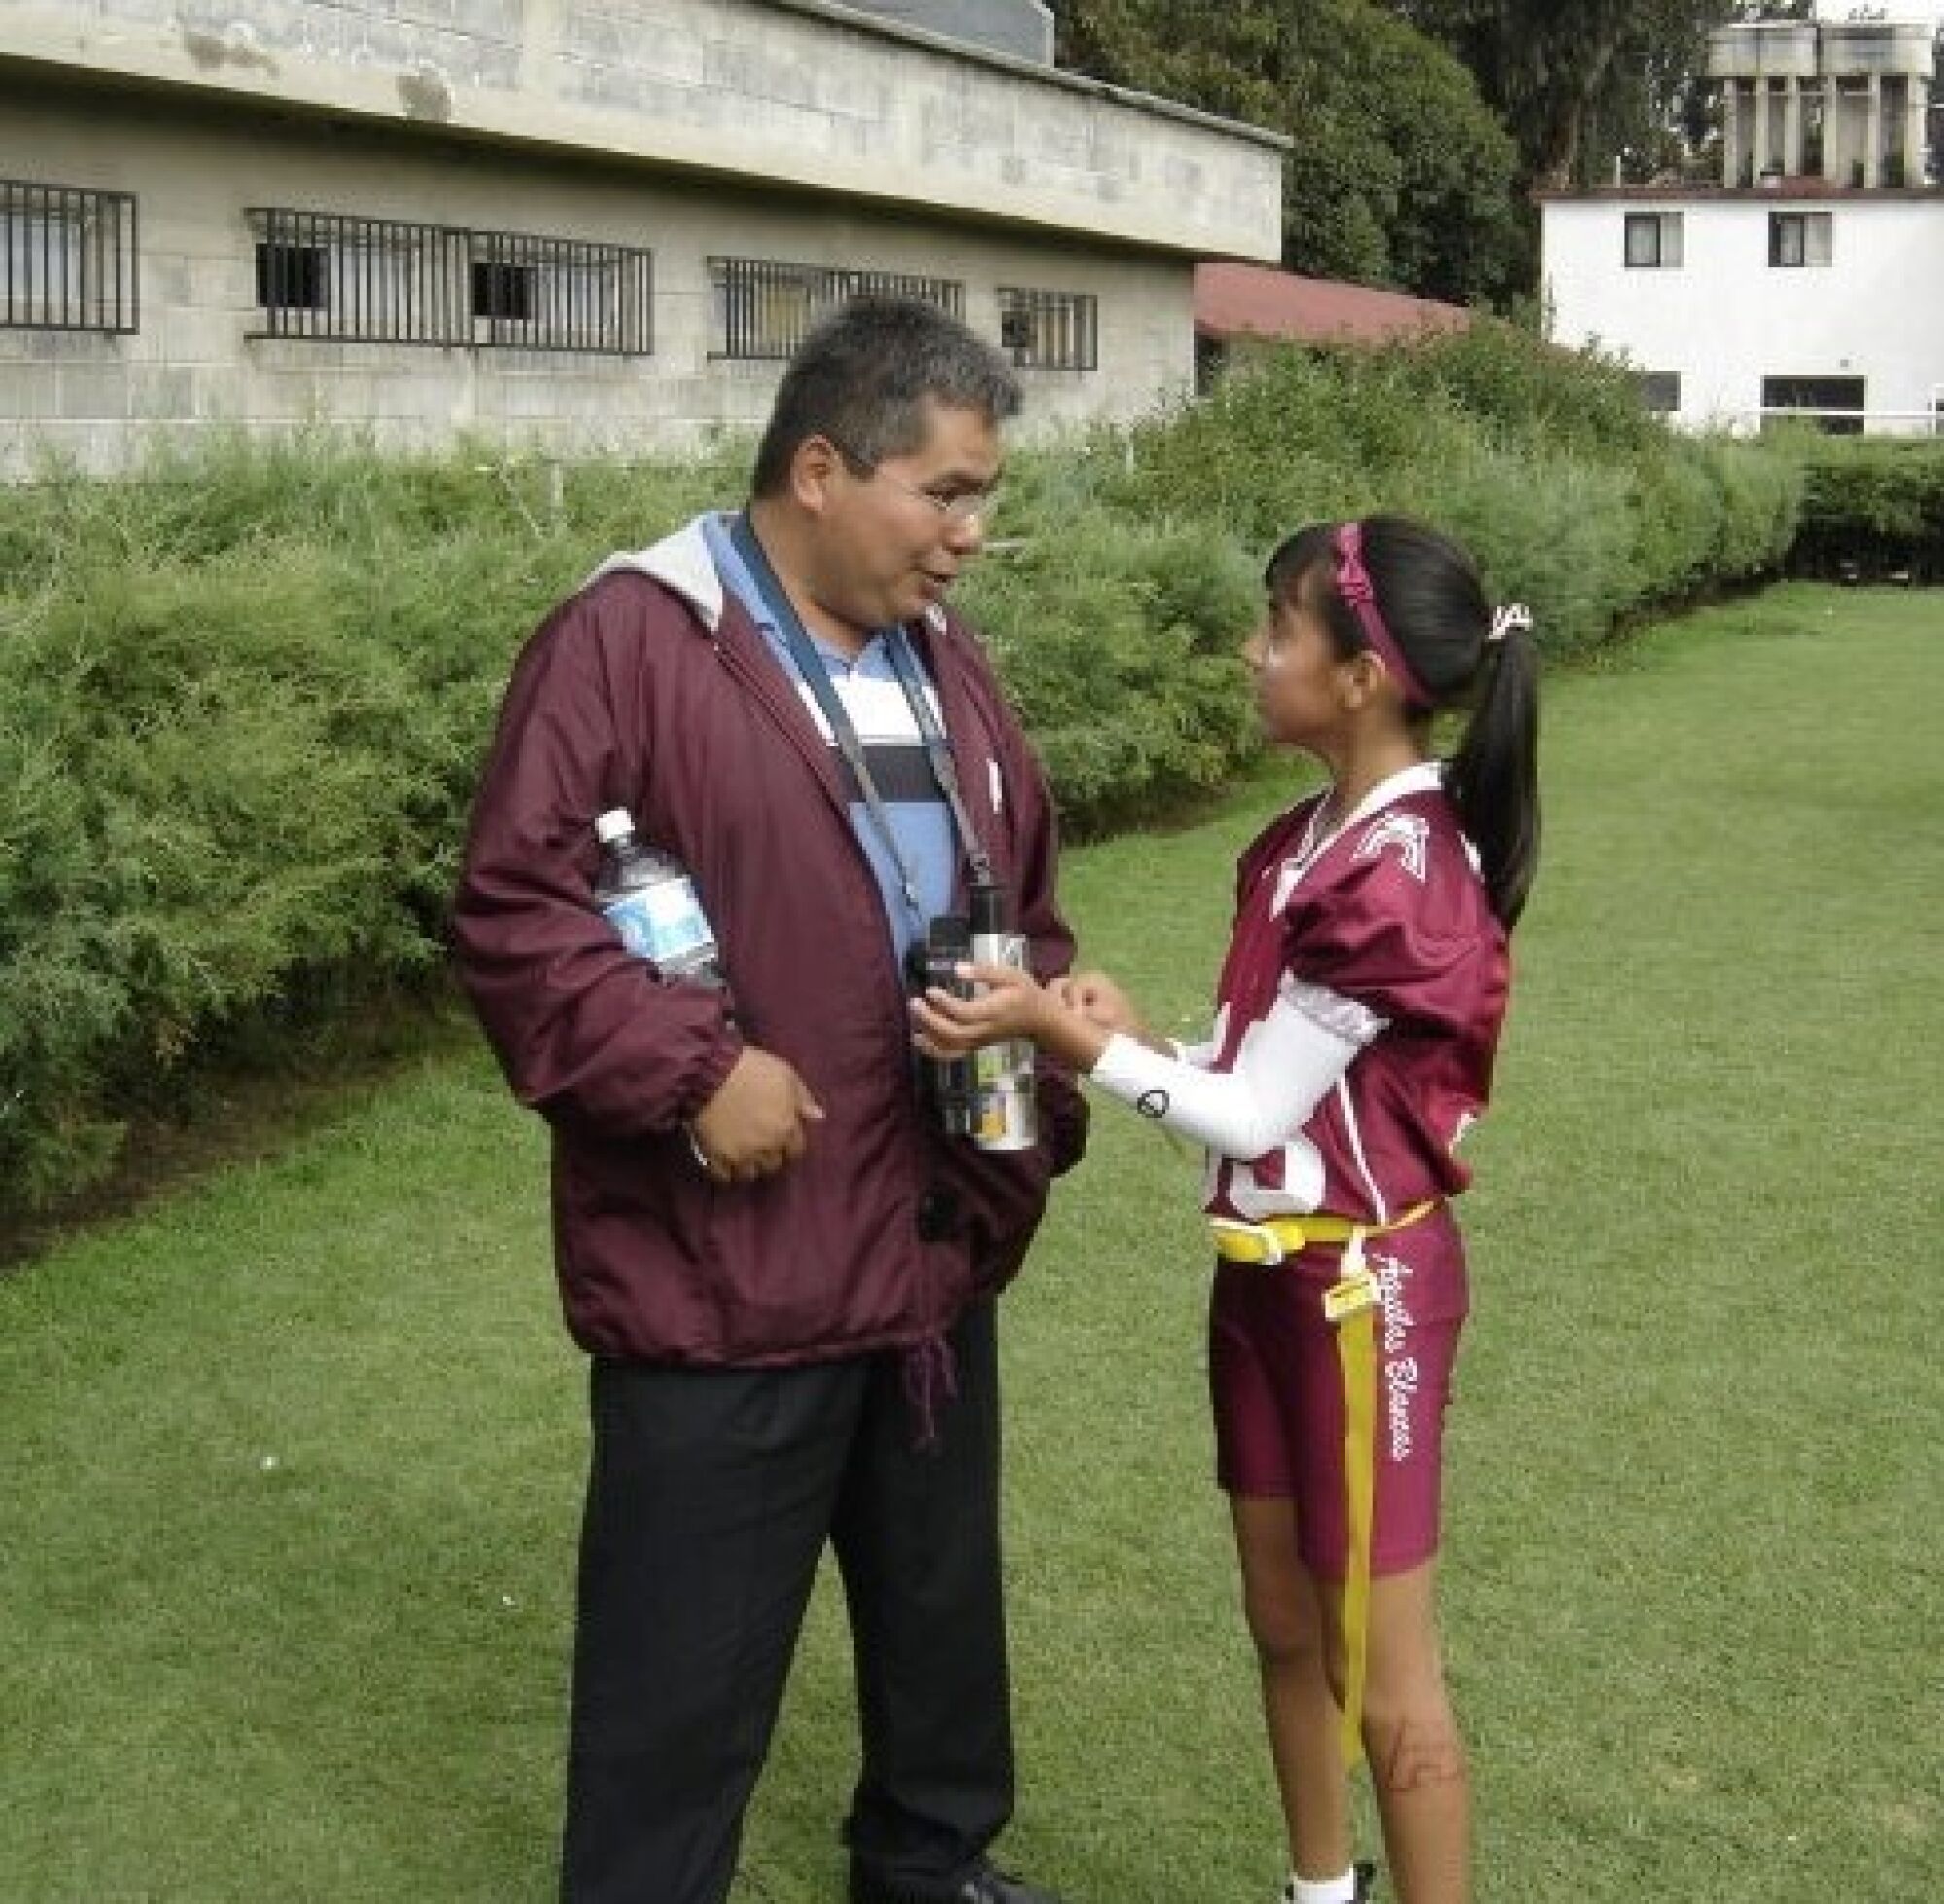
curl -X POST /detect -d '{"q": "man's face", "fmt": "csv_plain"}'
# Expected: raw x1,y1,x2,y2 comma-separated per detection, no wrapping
812,399,1003,634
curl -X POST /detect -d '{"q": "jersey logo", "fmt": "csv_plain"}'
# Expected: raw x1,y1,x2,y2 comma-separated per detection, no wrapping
1354,814,1429,882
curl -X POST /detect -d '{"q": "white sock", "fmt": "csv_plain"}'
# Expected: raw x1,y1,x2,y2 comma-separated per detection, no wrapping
1284,1873,1358,1904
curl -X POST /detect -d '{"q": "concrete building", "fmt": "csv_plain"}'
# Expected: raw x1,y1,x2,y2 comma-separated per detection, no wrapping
1539,15,1944,436
0,0,1286,476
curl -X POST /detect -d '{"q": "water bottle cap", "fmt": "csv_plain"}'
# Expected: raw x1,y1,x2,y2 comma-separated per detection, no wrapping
593,808,635,845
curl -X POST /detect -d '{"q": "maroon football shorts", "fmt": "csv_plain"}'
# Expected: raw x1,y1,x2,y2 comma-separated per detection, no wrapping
1208,1202,1468,1580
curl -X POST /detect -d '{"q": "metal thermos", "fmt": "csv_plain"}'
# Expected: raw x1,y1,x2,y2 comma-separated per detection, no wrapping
968,883,1039,1153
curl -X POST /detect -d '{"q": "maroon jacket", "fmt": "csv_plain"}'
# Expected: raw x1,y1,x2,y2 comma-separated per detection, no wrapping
451,518,1087,1366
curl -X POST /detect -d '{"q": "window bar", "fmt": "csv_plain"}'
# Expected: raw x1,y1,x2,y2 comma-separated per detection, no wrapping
299,208,314,339
299,208,315,339
394,218,408,344
25,184,41,325
42,186,55,326
286,209,299,339
64,186,78,328
91,189,107,330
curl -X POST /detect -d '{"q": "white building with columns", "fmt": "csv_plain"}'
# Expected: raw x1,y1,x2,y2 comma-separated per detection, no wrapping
1540,14,1944,436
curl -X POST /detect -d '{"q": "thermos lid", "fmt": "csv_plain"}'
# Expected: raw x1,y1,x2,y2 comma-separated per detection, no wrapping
969,882,1007,934
593,807,635,845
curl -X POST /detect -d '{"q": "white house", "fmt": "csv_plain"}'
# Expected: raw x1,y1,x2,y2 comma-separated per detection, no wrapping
1540,15,1943,435
0,0,1287,476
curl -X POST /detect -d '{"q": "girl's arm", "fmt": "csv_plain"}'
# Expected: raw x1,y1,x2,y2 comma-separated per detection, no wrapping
913,966,1374,1160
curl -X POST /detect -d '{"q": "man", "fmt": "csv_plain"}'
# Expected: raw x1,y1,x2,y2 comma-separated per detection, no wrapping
452,296,1086,1904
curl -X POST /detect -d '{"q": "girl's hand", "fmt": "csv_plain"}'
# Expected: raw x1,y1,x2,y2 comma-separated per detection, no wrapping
911,962,1111,1073
1047,968,1147,1041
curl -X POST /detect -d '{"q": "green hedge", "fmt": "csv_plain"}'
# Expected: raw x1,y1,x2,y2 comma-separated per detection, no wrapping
1785,436,1944,584
1094,327,1800,652
1,327,1802,1217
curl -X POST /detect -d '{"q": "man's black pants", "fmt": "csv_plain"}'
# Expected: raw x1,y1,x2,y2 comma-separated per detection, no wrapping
560,1300,1012,1904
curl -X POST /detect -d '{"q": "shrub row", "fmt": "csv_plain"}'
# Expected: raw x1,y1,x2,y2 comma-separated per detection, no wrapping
1784,436,1944,584
1,325,1801,1216
1083,323,1801,654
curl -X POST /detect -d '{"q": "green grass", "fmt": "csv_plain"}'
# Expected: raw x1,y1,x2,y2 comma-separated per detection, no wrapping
2,584,1938,1901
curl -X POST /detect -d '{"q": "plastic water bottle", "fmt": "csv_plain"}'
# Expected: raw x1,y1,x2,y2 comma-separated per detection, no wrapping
592,808,724,987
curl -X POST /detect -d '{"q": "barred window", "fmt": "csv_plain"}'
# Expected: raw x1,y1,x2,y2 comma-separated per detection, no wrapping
2,178,138,333
248,208,653,354
996,288,1097,371
709,257,963,360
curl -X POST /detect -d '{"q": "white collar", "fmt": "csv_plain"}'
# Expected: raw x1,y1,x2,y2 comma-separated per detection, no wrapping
1336,759,1443,832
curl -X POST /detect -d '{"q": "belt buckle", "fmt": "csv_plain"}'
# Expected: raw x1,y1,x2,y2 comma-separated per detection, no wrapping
1210,1217,1286,1266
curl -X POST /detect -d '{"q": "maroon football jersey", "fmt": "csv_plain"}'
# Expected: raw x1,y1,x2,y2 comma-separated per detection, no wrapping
1204,763,1508,1227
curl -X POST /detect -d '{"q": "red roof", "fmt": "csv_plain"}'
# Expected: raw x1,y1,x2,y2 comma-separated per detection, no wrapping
1195,261,1472,347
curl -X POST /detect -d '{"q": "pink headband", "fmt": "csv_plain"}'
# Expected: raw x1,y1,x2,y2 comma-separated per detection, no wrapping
1333,522,1432,710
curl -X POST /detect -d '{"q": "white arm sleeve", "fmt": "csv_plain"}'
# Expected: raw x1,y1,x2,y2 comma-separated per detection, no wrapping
1089,980,1384,1159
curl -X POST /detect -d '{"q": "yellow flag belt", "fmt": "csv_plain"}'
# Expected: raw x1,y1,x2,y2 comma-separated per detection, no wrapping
1211,1198,1438,1767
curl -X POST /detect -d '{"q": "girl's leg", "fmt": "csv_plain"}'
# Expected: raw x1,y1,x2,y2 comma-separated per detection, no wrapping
1321,1560,1469,1904
1230,1495,1352,1886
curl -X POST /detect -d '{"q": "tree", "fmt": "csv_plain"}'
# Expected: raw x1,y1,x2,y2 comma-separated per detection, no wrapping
1385,1,1752,190
1050,0,1525,304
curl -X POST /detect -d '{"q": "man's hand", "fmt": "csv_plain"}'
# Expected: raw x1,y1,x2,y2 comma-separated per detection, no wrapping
689,1048,825,1183
912,962,1110,1075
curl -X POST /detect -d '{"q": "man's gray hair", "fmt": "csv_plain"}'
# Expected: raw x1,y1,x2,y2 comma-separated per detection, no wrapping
751,296,1021,497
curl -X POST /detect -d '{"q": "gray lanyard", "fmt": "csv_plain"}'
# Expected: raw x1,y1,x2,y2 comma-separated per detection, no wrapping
731,513,994,929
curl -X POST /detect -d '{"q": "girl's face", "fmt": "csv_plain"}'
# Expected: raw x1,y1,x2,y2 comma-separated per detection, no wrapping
1241,575,1354,748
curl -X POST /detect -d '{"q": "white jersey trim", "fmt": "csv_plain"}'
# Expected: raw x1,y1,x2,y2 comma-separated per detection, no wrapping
1336,1077,1390,1224
1088,988,1362,1161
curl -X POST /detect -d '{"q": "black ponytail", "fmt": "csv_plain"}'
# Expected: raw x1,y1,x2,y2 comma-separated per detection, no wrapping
1266,514,1542,931
1446,620,1541,930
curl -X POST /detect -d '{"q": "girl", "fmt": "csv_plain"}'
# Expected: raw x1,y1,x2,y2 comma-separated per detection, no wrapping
913,516,1540,1904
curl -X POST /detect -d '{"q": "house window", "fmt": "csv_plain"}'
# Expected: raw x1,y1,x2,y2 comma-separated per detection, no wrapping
248,208,653,354
707,258,963,360
1623,211,1684,269
995,288,1098,371
1,177,139,333
1635,371,1681,416
1769,211,1833,269
1762,374,1865,435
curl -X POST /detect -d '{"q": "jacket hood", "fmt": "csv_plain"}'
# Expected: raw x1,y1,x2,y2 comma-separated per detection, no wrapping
584,517,726,631
583,513,951,640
